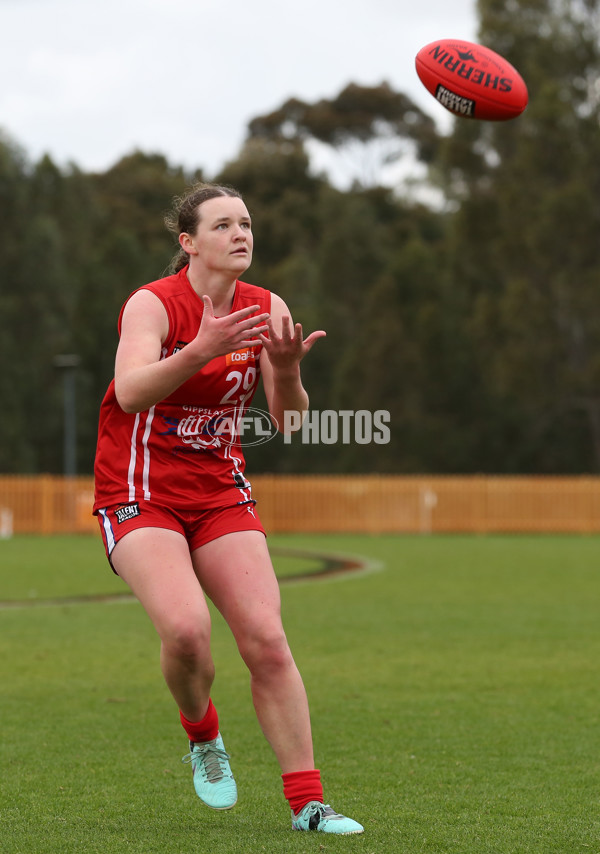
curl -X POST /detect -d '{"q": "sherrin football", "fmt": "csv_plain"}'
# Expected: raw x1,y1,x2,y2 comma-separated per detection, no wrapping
415,39,528,121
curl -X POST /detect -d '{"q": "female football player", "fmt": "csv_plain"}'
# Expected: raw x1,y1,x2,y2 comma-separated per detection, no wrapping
93,182,363,835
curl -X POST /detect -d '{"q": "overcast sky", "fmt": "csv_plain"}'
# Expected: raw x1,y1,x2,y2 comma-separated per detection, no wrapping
1,0,477,177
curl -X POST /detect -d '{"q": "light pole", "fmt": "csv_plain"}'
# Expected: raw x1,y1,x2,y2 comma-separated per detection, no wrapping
53,354,80,477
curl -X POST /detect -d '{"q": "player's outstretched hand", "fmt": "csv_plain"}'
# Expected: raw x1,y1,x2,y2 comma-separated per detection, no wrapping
259,315,326,371
195,295,270,360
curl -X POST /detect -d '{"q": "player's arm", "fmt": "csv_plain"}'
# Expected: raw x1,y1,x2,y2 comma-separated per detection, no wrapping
115,290,269,413
259,293,326,434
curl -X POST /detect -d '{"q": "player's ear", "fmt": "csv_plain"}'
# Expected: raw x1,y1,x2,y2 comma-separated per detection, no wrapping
179,232,198,256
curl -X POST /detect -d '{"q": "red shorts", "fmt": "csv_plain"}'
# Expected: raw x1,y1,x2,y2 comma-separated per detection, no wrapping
96,500,266,572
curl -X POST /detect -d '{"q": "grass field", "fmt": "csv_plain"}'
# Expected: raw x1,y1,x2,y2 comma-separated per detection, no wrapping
1,533,599,853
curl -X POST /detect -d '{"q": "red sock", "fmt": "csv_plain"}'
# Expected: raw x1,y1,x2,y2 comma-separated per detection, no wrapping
180,699,219,743
282,769,323,815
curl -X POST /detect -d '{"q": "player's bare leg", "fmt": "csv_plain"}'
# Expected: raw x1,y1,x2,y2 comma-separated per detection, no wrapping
111,527,215,720
192,531,314,773
193,530,363,833
112,527,237,809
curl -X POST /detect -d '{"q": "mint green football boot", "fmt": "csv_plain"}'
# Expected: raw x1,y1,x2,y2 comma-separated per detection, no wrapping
182,733,237,810
291,801,364,834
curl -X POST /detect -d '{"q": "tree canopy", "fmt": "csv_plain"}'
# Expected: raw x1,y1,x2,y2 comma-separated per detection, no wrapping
3,0,600,475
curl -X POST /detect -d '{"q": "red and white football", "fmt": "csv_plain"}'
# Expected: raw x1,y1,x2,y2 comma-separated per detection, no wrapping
415,39,528,121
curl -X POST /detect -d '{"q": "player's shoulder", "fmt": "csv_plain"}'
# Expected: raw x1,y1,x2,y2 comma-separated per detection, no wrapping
236,279,272,309
266,291,290,320
140,267,189,300
118,269,187,331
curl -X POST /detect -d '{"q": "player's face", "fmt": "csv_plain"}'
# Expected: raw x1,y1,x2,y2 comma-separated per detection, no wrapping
183,196,253,275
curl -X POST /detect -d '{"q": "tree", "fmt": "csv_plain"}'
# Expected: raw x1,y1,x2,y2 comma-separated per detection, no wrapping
0,133,33,471
74,151,194,471
247,82,439,189
5,0,600,478
436,0,600,471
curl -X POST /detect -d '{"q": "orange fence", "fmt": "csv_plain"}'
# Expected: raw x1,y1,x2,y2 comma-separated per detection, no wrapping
1,474,600,536
0,476,96,536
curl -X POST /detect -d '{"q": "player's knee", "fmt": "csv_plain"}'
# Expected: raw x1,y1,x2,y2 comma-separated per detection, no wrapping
163,617,211,661
240,624,293,675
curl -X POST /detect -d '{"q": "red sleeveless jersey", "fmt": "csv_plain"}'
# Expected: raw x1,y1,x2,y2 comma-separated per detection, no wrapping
93,267,271,513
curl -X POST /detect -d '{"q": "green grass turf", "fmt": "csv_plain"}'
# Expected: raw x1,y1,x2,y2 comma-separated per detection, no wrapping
0,534,326,601
1,533,599,852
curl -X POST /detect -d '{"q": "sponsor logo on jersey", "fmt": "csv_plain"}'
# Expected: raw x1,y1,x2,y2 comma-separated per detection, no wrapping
115,502,141,524
161,406,277,450
178,412,225,449
226,347,255,366
173,340,189,355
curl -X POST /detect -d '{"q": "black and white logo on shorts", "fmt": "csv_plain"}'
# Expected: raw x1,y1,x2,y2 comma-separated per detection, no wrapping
115,503,141,524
